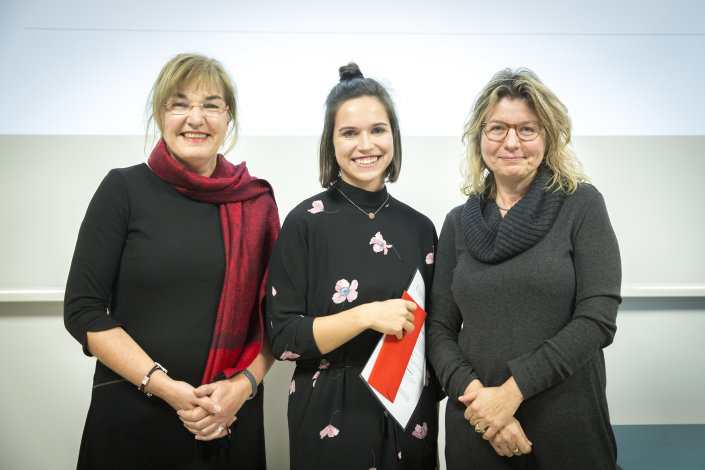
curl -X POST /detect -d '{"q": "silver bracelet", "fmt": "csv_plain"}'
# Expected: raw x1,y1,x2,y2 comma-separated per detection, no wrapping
139,362,167,397
241,369,257,400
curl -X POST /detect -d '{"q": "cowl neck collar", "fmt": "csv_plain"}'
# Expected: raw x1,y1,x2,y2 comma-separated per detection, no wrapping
461,170,566,263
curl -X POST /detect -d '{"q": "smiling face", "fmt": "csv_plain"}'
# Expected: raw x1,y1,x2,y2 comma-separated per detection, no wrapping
481,97,546,188
333,96,393,191
161,82,231,176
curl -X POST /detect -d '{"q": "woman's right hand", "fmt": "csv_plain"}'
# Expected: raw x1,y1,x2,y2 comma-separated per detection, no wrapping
147,372,221,414
363,299,417,340
313,299,418,354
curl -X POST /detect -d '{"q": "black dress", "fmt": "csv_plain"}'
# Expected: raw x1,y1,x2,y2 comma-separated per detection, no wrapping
64,164,266,469
266,180,441,470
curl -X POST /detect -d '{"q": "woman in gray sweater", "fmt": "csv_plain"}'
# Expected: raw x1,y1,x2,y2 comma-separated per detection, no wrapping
427,68,620,470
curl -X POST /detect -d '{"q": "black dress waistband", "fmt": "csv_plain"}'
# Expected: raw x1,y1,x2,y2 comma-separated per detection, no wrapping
295,358,368,370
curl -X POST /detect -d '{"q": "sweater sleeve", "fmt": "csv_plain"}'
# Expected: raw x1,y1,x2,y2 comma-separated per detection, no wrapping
64,170,129,355
266,210,321,361
508,189,621,399
427,208,480,399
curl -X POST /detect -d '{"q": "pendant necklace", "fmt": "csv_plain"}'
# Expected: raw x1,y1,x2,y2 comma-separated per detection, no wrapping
335,186,389,220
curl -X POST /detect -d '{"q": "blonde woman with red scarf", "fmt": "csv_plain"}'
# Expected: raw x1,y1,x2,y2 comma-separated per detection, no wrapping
64,53,279,469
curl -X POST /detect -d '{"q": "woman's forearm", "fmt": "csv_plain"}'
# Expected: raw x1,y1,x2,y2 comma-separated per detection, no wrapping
87,327,223,415
312,299,417,354
244,337,276,385
86,327,165,390
312,304,370,354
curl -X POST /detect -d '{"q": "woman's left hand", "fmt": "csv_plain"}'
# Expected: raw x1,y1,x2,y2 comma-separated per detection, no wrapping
488,417,532,457
177,373,252,441
458,376,524,441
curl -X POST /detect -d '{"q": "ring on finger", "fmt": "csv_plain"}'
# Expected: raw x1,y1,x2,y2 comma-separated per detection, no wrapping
512,446,519,454
217,426,225,434
474,423,486,434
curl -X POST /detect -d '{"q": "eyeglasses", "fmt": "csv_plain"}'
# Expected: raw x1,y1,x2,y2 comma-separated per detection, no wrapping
482,121,542,142
164,100,229,119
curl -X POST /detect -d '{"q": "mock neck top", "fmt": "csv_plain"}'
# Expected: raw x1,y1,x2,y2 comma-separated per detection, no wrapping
333,178,389,213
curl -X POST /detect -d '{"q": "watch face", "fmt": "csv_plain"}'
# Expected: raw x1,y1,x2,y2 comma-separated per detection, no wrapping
140,363,167,396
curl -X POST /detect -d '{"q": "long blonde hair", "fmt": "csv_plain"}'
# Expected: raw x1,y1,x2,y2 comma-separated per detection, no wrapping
461,68,588,197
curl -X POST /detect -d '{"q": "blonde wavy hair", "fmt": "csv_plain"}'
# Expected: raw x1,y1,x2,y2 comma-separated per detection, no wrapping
461,68,588,197
146,53,238,154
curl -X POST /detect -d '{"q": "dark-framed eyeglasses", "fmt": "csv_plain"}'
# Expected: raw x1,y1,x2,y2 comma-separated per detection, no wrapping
163,100,229,119
482,121,542,142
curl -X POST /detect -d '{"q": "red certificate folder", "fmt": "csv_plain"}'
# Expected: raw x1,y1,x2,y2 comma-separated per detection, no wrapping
366,290,426,402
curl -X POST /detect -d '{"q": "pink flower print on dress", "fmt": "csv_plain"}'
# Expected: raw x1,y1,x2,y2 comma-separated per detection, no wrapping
370,232,401,259
272,286,277,296
398,451,402,460
319,410,341,439
312,370,320,387
308,200,339,215
289,379,295,395
425,252,434,264
332,279,358,304
370,232,393,255
280,344,300,360
412,422,428,439
319,424,339,439
308,200,324,214
319,359,330,369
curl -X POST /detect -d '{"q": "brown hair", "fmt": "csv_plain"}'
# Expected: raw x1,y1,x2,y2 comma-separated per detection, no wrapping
318,63,402,188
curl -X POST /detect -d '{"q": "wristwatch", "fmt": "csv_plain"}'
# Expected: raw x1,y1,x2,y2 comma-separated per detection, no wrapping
241,369,258,400
139,362,168,397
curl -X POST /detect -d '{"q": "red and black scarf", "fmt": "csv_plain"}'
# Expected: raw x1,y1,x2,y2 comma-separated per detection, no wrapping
148,138,280,384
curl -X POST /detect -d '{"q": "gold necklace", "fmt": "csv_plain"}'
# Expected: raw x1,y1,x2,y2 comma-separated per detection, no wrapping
335,186,389,220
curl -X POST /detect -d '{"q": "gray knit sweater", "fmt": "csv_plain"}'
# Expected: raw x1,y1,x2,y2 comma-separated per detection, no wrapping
427,182,621,402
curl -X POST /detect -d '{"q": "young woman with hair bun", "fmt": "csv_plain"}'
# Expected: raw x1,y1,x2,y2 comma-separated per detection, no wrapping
266,62,442,469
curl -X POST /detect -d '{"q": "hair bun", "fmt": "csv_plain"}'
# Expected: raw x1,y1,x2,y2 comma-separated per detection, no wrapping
339,62,364,82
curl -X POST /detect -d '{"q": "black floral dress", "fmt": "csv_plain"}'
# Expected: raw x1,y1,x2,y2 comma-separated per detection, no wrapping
266,179,441,470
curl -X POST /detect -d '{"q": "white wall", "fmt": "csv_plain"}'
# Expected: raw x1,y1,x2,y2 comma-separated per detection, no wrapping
1,1,704,469
2,0,705,137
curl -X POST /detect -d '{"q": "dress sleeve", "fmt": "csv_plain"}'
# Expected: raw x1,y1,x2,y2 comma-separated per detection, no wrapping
64,170,129,355
508,189,621,399
427,209,480,400
266,212,320,361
